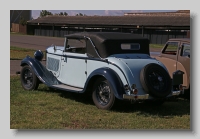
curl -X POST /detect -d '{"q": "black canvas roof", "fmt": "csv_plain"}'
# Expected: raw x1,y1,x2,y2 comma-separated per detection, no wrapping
65,32,150,58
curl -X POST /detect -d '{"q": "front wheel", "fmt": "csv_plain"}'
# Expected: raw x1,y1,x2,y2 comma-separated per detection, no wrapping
20,65,39,90
92,77,115,110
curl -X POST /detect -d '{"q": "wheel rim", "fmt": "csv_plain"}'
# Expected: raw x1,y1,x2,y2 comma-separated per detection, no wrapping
147,70,167,92
95,81,111,106
22,68,33,88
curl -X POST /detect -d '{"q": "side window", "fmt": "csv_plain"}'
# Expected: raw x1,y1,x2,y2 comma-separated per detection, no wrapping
65,38,86,54
162,42,179,55
181,43,190,57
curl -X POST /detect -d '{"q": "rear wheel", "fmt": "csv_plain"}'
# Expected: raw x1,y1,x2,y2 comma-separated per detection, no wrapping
140,63,172,98
92,77,115,110
20,65,39,90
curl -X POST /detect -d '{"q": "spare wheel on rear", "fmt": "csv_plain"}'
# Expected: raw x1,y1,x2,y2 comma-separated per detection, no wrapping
140,63,172,98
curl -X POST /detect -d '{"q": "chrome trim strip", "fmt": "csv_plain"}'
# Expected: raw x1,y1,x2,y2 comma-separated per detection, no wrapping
171,90,181,96
84,36,103,59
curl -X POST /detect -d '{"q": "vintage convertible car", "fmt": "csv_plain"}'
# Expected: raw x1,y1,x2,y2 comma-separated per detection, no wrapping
20,32,184,110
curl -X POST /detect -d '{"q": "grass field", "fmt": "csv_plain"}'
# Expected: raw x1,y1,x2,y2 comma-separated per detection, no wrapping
10,46,45,60
149,44,164,48
10,75,190,129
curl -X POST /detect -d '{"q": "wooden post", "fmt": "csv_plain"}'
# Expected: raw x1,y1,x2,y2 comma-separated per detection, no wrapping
39,25,41,36
142,26,144,37
187,30,190,38
167,27,169,40
68,25,70,35
52,24,54,37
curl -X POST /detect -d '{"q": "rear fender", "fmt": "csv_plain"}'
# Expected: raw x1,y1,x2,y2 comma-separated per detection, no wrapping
84,68,125,99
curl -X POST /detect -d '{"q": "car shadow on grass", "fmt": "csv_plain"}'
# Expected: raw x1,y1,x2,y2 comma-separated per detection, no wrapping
38,87,190,117
112,98,190,117
38,87,94,105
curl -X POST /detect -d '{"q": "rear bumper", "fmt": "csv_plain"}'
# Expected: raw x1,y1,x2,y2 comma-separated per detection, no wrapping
123,90,182,100
123,94,149,100
171,90,182,96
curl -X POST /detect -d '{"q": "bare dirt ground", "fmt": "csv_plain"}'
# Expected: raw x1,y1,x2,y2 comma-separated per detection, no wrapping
10,60,46,75
10,34,65,51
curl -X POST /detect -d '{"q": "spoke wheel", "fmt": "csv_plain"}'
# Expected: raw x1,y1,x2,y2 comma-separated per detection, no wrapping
20,65,39,90
92,78,115,110
140,63,172,98
148,70,167,92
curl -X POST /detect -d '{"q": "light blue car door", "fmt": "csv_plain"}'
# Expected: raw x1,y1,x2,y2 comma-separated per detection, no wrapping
59,52,87,88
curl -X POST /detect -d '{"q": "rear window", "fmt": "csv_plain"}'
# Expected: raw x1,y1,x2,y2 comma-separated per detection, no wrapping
121,43,140,50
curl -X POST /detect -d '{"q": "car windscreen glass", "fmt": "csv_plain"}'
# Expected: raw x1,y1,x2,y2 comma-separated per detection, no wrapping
182,43,190,57
162,42,178,55
67,39,86,48
65,38,86,54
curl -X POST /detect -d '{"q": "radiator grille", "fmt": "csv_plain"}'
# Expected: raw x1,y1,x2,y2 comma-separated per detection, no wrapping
47,57,59,71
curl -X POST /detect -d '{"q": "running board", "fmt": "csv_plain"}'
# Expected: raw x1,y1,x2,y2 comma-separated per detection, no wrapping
52,84,83,92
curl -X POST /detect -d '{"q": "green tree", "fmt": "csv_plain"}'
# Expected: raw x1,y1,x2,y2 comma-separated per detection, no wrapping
64,12,68,16
54,12,68,16
19,16,27,26
76,13,84,16
40,10,53,17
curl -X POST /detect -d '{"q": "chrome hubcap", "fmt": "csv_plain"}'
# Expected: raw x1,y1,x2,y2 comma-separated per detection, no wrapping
23,69,33,88
96,82,111,105
148,72,165,91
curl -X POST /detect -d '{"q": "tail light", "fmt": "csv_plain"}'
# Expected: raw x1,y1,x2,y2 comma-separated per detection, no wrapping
132,89,138,94
179,84,183,91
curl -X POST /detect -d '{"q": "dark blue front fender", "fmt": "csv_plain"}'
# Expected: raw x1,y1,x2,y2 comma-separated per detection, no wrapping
20,56,60,86
84,68,126,99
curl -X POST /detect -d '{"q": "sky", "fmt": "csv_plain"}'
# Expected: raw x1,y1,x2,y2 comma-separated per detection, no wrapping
31,10,177,19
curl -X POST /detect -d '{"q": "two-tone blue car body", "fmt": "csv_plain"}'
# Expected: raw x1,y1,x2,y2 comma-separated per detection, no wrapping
20,32,184,110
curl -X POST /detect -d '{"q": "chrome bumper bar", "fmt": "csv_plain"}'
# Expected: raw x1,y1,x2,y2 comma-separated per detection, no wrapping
171,90,182,96
123,90,182,100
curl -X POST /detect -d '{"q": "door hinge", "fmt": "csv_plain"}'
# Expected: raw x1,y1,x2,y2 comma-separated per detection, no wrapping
85,71,87,74
85,60,87,63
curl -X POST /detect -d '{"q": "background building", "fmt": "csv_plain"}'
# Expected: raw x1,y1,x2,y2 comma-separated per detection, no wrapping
13,10,190,44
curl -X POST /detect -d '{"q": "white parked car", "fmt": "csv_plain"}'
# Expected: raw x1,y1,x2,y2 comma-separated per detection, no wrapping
20,32,184,110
